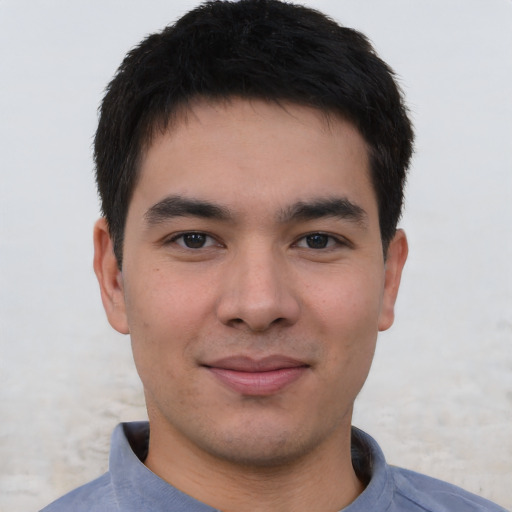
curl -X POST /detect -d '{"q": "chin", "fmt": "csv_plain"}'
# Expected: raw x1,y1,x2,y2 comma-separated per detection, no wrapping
205,437,309,468
196,416,337,469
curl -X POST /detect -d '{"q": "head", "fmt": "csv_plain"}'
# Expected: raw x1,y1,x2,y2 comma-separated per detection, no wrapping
92,0,412,495
94,0,413,268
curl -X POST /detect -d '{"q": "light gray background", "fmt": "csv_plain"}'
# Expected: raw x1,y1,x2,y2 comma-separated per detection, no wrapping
1,1,511,510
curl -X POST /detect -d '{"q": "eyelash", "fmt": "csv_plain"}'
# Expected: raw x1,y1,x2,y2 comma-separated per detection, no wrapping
294,232,352,252
166,231,221,249
165,231,348,251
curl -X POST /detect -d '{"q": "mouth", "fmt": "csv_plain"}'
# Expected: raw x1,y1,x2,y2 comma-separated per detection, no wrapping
202,355,310,396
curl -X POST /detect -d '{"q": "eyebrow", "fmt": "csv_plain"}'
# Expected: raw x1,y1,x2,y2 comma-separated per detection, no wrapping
144,194,368,228
144,195,232,225
279,197,368,227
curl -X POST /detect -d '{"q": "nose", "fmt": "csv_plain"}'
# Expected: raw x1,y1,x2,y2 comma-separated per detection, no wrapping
216,244,301,332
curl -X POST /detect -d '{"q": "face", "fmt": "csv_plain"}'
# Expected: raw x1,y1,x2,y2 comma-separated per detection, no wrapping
94,99,407,468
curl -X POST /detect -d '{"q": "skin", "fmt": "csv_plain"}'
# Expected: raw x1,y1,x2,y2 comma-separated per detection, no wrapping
94,99,408,512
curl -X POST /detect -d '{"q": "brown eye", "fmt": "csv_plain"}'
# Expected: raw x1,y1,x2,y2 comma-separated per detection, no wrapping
294,233,347,251
172,232,217,249
182,233,207,248
305,234,329,249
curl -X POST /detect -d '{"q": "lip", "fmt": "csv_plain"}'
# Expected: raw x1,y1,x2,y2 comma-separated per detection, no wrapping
203,355,310,396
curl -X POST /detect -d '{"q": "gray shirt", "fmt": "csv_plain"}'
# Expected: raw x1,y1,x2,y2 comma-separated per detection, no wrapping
41,422,508,511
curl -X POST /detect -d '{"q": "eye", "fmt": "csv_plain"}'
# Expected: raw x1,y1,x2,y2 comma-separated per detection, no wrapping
170,232,218,249
295,233,341,249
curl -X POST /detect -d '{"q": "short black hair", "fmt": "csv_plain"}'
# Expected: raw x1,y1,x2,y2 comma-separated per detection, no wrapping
95,0,414,267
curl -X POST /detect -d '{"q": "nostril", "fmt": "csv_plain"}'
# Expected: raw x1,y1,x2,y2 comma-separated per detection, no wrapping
216,280,301,331
227,316,289,332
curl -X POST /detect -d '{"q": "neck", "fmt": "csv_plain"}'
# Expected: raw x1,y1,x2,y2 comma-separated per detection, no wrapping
144,418,365,512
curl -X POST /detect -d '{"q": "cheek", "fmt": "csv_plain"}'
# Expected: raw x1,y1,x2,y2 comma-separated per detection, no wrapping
126,264,213,326
305,268,382,384
309,267,384,337
123,267,217,372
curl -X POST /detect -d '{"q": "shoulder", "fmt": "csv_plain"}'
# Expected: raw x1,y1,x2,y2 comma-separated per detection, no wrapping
348,428,508,512
39,473,117,512
389,466,509,512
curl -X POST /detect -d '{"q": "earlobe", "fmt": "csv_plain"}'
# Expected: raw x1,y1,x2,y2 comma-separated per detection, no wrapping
378,229,408,332
93,218,130,334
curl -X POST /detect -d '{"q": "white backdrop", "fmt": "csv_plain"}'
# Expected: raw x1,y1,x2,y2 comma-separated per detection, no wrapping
1,1,511,510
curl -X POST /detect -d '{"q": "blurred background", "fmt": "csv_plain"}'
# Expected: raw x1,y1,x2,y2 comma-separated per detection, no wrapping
1,1,511,510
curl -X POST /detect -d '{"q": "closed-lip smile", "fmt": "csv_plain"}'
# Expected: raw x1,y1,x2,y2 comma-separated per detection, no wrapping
203,355,310,396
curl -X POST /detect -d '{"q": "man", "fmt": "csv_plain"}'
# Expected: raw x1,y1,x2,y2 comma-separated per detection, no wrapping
41,1,507,511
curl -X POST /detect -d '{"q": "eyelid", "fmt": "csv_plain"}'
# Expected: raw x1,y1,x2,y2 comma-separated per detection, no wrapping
159,230,351,250
164,231,223,249
293,232,352,249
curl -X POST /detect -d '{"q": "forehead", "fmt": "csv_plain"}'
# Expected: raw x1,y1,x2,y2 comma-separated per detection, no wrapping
131,99,377,222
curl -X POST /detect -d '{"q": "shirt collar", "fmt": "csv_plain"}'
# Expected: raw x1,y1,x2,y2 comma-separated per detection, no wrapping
109,422,392,512
109,422,219,511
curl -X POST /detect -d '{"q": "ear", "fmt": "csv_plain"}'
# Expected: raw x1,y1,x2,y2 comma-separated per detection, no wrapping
93,218,130,334
378,229,408,332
